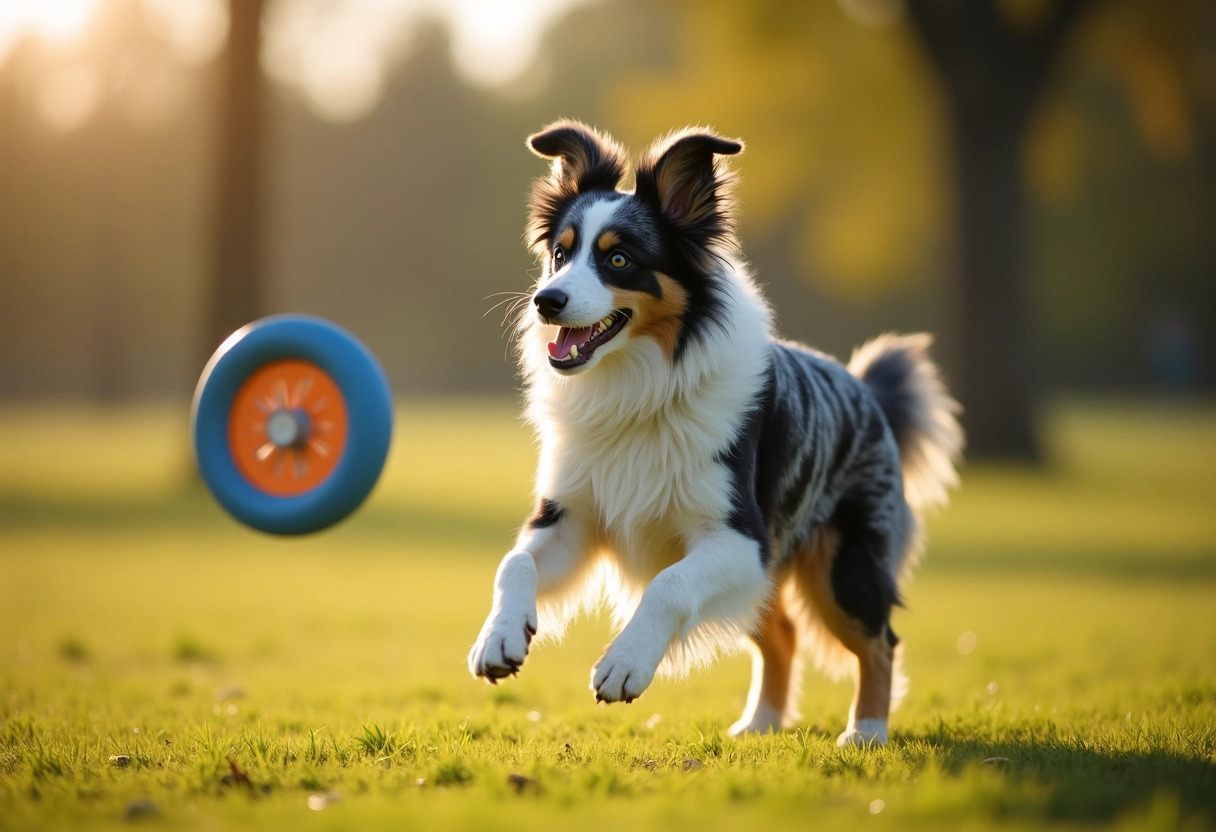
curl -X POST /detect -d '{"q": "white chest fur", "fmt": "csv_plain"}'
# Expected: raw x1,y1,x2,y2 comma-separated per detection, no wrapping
516,262,775,672
528,269,772,571
541,405,735,567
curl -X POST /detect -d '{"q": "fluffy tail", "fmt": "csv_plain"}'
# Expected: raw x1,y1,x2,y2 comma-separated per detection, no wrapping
848,333,963,511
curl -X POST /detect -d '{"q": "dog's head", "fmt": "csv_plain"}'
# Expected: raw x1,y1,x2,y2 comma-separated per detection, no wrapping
522,121,743,376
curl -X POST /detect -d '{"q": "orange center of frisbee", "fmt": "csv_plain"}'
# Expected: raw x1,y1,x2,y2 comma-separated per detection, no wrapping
227,360,349,496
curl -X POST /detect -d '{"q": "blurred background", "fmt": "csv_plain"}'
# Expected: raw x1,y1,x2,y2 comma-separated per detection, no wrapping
1,8,1214,808
1,0,1213,464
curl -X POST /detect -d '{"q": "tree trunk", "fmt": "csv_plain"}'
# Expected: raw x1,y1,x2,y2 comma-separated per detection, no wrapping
906,0,1089,460
205,0,265,359
948,93,1040,458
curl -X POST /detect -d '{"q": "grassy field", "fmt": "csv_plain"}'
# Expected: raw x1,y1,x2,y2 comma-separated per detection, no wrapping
1,398,1214,830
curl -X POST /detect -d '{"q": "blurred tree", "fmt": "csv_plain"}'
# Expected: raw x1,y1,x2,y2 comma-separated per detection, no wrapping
206,0,265,357
1028,0,1216,392
906,0,1091,460
604,0,951,393
1,0,1210,405
608,0,1102,460
608,2,944,304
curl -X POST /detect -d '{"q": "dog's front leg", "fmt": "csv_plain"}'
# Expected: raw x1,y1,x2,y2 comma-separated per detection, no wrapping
468,504,588,683
592,527,768,704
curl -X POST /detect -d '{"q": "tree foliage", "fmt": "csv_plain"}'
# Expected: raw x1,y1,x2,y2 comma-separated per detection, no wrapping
609,1,946,303
0,0,1210,407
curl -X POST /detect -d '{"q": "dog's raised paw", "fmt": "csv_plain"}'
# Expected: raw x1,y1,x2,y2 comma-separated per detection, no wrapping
469,611,536,682
590,645,657,704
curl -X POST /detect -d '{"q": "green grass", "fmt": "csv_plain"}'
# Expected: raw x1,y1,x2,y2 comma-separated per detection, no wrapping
1,398,1214,830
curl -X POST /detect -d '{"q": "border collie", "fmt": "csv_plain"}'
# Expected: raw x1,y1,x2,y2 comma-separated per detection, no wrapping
469,121,963,745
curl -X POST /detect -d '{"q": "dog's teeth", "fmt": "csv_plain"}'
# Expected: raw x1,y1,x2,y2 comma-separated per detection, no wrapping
603,316,613,327
569,344,579,359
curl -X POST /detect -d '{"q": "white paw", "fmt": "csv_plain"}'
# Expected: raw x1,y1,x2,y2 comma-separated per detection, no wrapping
590,641,660,704
468,605,537,683
835,718,888,747
728,702,786,737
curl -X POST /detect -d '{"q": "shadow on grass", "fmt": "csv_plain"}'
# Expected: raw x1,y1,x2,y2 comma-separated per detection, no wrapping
925,547,1216,581
0,490,517,550
4,490,1213,584
911,726,1216,824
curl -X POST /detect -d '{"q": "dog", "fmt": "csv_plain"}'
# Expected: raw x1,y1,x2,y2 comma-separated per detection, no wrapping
468,120,963,745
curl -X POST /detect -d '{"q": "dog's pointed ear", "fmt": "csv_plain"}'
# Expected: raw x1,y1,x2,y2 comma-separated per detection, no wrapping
636,128,742,238
527,120,627,194
526,121,627,252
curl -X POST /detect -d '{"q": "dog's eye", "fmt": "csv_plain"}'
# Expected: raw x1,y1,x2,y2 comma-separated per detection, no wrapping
553,245,566,267
608,252,629,269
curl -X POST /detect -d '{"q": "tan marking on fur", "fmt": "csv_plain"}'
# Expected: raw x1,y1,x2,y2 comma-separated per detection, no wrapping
784,527,895,723
612,273,688,360
597,231,621,251
749,593,798,713
558,227,575,251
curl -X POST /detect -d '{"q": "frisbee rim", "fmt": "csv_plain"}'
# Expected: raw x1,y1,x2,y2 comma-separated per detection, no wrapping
191,315,392,535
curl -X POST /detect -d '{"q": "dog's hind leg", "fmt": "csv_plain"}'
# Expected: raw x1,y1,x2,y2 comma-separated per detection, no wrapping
828,619,898,747
788,492,906,746
729,591,800,735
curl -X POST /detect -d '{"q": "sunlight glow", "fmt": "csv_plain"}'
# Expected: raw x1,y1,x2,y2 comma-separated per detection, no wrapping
0,1,226,68
0,0,589,127
0,1,220,132
264,0,589,122
302,48,383,123
263,0,414,124
143,0,229,67
36,63,101,131
436,0,581,89
0,0,98,65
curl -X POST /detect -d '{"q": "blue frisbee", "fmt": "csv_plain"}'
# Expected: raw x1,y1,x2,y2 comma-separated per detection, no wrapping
191,315,393,534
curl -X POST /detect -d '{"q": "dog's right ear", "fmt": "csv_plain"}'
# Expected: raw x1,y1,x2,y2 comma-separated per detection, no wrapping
526,121,627,251
528,120,627,194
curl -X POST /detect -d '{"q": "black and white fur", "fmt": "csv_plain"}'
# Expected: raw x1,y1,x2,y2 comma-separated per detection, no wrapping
469,121,963,745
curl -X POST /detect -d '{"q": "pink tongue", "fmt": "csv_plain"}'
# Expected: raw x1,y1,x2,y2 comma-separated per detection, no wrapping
547,326,594,359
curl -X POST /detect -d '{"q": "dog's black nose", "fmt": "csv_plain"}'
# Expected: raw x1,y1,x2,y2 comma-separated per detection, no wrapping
533,288,568,321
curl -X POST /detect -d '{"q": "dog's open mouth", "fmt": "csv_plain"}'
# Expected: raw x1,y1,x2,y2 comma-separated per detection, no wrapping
547,310,630,368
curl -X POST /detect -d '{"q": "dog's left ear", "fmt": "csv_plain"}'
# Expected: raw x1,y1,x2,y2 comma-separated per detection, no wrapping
636,128,743,236
528,120,627,195
526,121,627,251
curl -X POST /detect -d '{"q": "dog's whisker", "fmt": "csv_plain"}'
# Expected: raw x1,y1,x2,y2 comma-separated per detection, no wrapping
484,295,529,318
500,295,529,321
